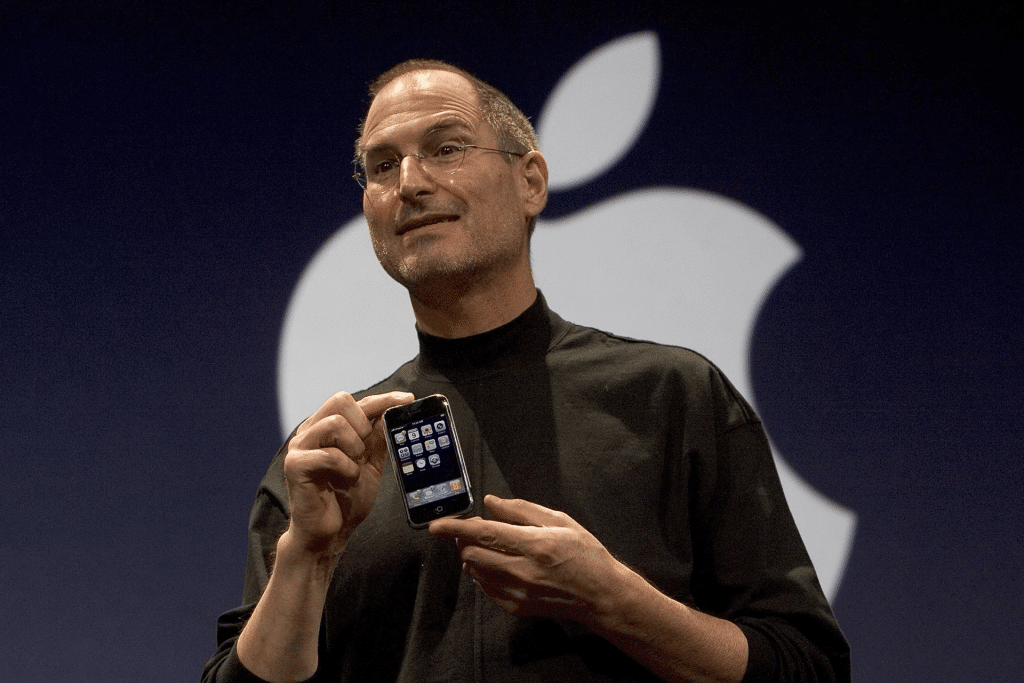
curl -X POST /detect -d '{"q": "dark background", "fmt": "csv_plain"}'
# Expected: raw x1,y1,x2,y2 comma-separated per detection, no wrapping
2,2,1021,681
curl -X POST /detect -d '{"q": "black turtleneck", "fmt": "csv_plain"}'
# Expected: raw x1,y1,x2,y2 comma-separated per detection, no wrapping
414,290,565,383
206,292,850,683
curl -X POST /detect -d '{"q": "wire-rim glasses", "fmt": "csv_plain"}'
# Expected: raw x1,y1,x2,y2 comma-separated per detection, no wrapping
353,142,525,193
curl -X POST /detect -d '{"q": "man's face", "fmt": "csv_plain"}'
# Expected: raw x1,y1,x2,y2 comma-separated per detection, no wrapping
359,70,532,293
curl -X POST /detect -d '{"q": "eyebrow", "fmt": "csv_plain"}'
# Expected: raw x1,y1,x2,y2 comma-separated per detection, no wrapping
424,118,474,138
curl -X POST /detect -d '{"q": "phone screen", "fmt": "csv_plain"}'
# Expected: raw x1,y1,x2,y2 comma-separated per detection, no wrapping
383,395,473,528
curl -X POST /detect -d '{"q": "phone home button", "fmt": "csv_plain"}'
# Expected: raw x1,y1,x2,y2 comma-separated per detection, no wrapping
435,505,444,514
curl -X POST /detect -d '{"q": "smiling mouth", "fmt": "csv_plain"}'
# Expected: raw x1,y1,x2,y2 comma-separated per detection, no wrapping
397,215,459,235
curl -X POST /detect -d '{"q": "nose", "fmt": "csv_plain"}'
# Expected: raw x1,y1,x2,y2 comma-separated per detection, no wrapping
397,154,435,199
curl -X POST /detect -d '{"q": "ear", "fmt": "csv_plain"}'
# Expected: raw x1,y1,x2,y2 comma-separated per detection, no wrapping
519,151,548,220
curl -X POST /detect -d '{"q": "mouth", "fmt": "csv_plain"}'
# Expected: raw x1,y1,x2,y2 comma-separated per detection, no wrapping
396,214,459,236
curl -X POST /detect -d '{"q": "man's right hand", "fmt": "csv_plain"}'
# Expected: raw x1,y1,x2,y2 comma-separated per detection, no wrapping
239,390,416,682
282,390,415,558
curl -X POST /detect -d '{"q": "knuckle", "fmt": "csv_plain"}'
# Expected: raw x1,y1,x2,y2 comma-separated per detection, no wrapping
529,538,561,566
330,391,356,404
461,545,483,564
326,416,365,449
282,452,301,476
321,413,348,431
550,510,572,525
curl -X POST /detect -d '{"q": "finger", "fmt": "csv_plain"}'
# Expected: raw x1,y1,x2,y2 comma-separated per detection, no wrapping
466,561,581,618
293,411,369,458
428,517,507,552
284,443,362,489
358,391,416,421
302,392,364,431
461,564,528,615
359,392,415,469
295,391,413,451
429,515,482,537
430,516,542,557
463,555,525,586
301,391,412,439
483,495,576,529
295,393,373,455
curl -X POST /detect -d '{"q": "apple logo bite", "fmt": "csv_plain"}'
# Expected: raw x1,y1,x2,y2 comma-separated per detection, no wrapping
278,31,856,600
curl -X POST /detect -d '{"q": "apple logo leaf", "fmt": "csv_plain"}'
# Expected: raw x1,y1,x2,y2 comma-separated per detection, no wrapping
538,31,660,191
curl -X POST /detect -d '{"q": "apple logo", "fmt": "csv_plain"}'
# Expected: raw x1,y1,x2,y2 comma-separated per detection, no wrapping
277,32,856,600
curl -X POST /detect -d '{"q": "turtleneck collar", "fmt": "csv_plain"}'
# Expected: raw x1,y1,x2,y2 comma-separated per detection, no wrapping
414,290,568,382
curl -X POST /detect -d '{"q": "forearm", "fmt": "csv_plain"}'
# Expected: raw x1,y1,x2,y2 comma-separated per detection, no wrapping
236,531,342,683
586,561,748,683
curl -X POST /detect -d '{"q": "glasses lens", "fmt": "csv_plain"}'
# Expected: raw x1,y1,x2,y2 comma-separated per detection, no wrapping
423,143,467,176
357,144,470,194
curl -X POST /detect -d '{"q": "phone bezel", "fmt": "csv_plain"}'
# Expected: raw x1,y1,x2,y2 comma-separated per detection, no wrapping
382,394,474,529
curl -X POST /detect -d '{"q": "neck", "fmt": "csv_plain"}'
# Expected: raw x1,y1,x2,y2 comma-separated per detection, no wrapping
409,268,538,338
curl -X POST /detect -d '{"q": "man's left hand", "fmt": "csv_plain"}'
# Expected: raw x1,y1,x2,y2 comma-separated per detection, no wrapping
429,494,629,624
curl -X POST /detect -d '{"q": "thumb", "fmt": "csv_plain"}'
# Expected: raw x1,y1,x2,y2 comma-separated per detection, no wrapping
359,392,413,472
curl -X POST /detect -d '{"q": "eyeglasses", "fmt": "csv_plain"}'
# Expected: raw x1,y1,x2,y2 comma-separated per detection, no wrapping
353,142,525,193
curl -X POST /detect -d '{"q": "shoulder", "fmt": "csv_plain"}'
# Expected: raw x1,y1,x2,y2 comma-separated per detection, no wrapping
553,316,736,389
550,315,762,428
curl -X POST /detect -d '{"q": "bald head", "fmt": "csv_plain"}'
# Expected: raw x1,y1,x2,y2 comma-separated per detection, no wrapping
355,59,538,167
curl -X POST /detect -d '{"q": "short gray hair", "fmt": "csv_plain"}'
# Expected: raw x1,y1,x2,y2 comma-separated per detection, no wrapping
354,59,538,167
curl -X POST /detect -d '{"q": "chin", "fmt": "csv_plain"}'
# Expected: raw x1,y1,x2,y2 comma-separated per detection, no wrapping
400,254,514,306
397,258,476,287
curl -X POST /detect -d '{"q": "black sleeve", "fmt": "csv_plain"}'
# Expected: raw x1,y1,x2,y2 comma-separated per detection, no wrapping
202,441,294,683
690,385,851,683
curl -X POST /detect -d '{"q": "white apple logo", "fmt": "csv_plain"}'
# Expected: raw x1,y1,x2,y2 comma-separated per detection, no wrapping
278,32,855,600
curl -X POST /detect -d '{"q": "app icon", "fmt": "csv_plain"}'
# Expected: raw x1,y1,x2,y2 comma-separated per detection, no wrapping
408,428,420,441
449,479,462,492
398,446,410,460
393,431,407,445
409,490,421,503
428,454,441,467
416,458,426,469
421,424,433,437
434,421,446,433
425,439,436,451
402,463,414,475
423,487,435,499
412,442,423,455
437,435,450,448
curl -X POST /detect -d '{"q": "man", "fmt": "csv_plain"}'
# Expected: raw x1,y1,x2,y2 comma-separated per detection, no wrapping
203,60,850,683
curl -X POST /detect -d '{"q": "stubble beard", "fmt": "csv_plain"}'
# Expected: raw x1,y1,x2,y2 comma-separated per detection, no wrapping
371,222,525,310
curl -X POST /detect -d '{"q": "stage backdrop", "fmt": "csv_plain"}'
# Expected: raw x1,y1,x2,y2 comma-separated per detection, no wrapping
2,4,1021,682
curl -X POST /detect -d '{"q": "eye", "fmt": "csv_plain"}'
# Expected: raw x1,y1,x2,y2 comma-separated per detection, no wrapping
432,141,465,162
369,157,400,179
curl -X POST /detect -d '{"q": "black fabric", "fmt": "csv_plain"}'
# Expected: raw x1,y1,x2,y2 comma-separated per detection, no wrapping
203,293,850,682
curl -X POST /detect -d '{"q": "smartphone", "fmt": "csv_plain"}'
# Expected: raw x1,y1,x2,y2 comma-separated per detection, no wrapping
382,394,474,529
